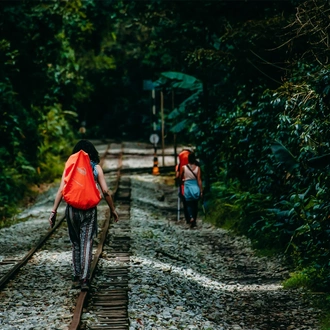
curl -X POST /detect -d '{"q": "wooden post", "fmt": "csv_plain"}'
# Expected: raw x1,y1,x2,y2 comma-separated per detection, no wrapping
172,89,177,165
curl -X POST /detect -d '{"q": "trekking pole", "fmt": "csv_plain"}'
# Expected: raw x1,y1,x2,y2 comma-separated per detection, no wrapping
177,187,180,221
201,197,206,222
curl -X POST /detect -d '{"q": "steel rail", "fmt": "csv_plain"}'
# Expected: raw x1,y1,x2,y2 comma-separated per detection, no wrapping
0,214,66,290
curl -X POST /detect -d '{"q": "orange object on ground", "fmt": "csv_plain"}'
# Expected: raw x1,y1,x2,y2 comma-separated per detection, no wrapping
152,156,160,175
62,150,101,210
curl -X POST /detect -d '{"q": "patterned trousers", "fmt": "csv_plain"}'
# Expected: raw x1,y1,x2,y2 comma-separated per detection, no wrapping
66,205,98,280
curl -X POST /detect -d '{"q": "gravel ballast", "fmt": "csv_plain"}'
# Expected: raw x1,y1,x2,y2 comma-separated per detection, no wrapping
0,171,323,330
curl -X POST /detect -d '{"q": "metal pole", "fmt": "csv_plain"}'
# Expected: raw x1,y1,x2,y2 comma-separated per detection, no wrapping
177,195,180,221
152,88,159,175
152,89,156,132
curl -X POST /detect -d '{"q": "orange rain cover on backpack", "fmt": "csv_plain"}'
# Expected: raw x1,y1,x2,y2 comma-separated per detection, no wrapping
62,150,101,210
178,150,190,169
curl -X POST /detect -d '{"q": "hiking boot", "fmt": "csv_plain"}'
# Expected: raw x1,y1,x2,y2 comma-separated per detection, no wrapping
81,279,90,291
190,221,197,229
72,275,80,289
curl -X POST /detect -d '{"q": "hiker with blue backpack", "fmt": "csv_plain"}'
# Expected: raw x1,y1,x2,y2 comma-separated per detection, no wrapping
179,152,203,229
48,140,119,290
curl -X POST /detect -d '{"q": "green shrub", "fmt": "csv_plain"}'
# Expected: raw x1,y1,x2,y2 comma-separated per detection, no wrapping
283,265,330,292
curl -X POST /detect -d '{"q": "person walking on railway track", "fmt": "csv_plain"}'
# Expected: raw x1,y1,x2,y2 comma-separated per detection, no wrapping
179,152,203,228
48,139,119,290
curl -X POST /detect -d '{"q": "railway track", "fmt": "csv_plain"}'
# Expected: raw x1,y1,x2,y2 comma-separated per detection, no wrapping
0,142,134,329
0,141,114,291
0,141,175,329
0,141,322,330
0,141,179,329
79,175,132,330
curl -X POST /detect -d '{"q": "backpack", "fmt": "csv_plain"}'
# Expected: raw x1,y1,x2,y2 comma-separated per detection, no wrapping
177,149,191,194
178,149,191,172
62,150,101,210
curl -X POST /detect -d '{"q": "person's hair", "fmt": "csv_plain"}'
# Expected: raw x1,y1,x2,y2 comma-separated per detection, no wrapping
72,140,100,163
188,152,196,164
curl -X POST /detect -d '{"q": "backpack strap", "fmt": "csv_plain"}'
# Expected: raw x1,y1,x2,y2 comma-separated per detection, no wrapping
187,165,198,179
90,161,98,180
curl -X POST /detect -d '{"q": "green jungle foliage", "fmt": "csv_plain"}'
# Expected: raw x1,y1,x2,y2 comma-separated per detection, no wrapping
0,0,115,220
121,0,330,291
1,0,330,292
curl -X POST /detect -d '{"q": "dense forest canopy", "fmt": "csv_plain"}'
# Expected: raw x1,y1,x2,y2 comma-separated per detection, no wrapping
1,0,330,291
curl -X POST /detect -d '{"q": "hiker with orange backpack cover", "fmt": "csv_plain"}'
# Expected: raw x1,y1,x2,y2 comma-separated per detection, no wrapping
48,140,119,291
176,149,192,224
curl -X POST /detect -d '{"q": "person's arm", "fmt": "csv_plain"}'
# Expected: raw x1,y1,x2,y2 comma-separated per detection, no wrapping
197,167,203,197
48,171,65,227
175,165,179,179
96,164,119,222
